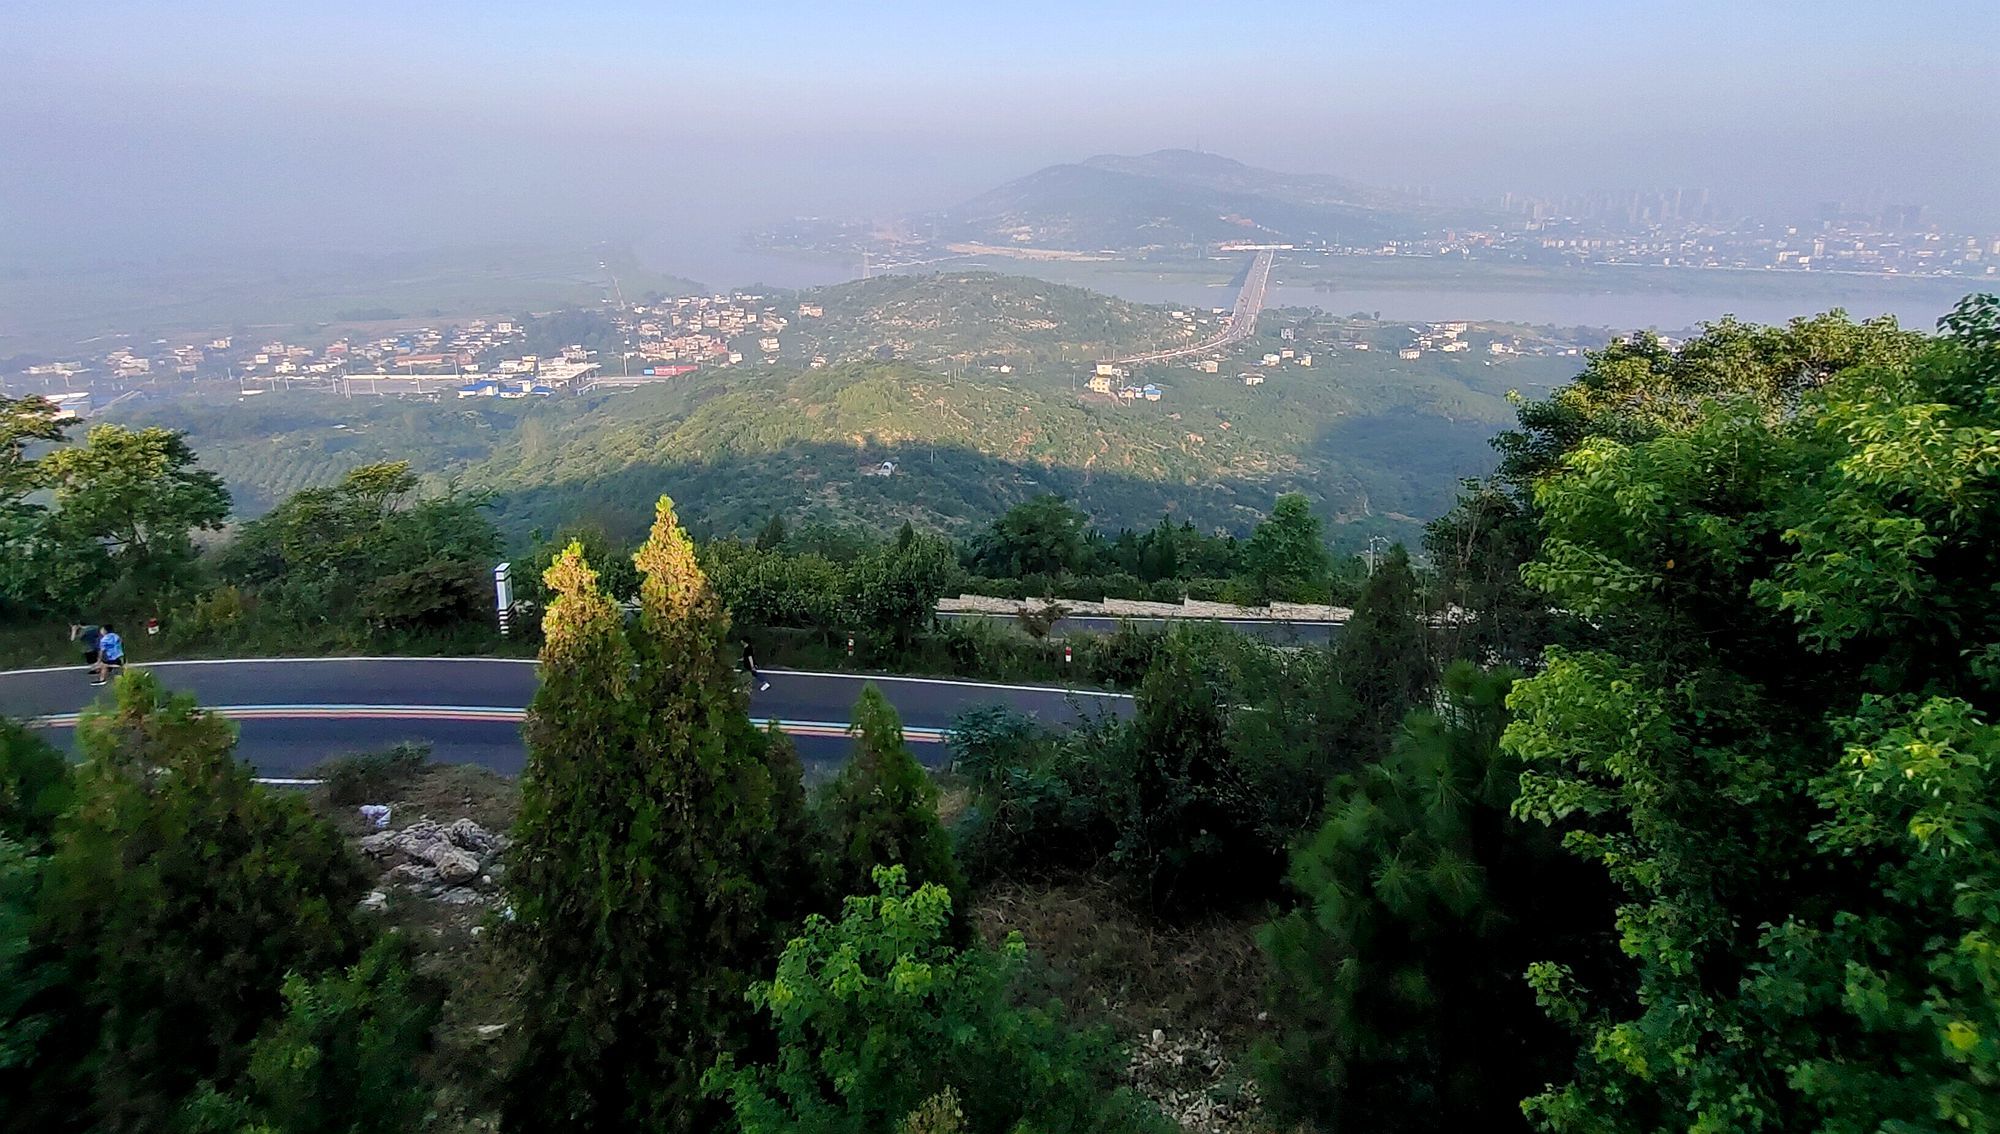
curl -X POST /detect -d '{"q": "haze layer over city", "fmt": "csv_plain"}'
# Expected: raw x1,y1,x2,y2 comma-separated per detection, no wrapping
4,1,1995,281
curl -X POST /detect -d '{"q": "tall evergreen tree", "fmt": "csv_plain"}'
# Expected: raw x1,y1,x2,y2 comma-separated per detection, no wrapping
819,685,962,903
506,496,807,1133
1256,663,1612,1132
24,674,369,1133
1332,544,1436,762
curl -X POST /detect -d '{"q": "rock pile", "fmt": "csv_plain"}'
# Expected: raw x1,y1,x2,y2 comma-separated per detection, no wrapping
358,817,508,907
1122,1028,1263,1133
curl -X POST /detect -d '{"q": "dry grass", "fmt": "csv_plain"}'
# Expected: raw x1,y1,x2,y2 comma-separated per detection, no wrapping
966,875,1271,1048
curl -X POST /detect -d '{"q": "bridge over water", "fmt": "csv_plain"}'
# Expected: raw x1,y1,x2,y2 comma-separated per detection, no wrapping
1099,248,1276,368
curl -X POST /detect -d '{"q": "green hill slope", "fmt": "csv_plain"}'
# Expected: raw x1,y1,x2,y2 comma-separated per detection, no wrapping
779,271,1199,372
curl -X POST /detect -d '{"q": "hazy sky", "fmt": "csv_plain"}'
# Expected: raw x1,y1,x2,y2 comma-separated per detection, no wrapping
4,0,1995,273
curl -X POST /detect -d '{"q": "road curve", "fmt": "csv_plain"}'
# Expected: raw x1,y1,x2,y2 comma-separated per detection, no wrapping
0,657,1133,779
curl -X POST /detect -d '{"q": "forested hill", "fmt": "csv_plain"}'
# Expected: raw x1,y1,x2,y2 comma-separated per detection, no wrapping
932,149,1487,251
457,344,1528,542
782,271,1193,371
465,361,1293,539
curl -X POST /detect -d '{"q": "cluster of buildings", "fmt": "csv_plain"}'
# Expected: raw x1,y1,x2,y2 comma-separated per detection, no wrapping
1086,363,1163,400
1313,208,2000,278
619,292,820,368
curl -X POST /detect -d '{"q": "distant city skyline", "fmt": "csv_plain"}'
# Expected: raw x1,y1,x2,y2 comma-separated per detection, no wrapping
2,0,1994,269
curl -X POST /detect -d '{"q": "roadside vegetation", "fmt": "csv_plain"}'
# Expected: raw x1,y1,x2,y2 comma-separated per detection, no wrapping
1,294,1995,1133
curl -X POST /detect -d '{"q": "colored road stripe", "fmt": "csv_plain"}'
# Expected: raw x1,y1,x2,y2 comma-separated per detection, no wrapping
30,705,946,744
0,657,1130,699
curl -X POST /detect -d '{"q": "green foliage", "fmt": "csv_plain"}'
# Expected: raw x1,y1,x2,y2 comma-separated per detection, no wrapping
1504,294,2000,1132
0,838,55,1083
504,499,811,1133
1332,544,1437,762
1239,493,1332,602
27,672,370,1132
1256,663,1603,1132
969,494,1093,578
845,527,957,651
179,937,443,1134
1422,483,1568,666
755,513,789,550
705,540,850,630
0,411,229,616
705,865,1170,1134
1493,309,1925,489
219,460,499,634
514,522,640,608
0,719,73,847
1117,630,1270,915
0,396,74,616
315,742,432,807
949,708,1129,881
819,686,963,903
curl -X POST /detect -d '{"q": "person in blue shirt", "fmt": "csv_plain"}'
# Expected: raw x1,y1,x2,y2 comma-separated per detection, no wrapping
92,623,124,687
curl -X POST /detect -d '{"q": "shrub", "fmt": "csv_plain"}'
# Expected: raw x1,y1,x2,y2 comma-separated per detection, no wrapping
817,687,963,903
950,709,1128,882
1183,577,1231,602
1015,601,1068,640
705,866,1169,1134
29,674,371,1130
179,936,443,1134
315,742,432,807
0,720,72,847
1079,624,1165,688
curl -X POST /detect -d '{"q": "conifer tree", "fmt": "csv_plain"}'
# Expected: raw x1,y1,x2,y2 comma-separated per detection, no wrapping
1332,544,1436,762
506,497,808,1133
1256,663,1607,1132
819,685,962,903
28,673,369,1132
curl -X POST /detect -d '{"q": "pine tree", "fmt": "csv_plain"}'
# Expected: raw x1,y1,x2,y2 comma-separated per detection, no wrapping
506,497,805,1133
28,673,369,1133
819,686,962,903
1255,663,1607,1132
1332,544,1436,762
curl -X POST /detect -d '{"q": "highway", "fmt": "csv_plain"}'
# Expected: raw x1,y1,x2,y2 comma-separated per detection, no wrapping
1100,248,1276,367
0,657,1133,779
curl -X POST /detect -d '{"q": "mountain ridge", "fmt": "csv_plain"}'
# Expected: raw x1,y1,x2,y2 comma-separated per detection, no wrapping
934,149,1487,252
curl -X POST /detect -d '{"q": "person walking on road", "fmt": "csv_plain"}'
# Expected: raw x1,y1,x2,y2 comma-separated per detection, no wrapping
742,641,770,692
92,623,125,686
71,623,102,672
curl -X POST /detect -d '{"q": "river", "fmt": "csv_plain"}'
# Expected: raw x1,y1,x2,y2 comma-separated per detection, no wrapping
638,236,1984,332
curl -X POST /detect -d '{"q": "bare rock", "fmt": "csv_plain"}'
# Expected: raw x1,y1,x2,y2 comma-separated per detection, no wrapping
432,846,481,884
386,862,440,887
358,890,388,913
443,817,500,854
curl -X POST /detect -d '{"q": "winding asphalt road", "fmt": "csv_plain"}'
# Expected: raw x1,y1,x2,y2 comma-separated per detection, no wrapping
0,657,1133,779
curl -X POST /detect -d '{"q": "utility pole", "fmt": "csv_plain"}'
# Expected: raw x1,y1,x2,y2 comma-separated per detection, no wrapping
1365,535,1389,575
